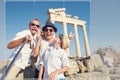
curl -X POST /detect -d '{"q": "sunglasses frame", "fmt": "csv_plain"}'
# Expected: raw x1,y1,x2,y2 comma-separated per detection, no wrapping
44,28,54,32
30,23,40,28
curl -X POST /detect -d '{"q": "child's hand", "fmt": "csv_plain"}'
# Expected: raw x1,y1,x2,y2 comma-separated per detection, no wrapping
49,71,58,80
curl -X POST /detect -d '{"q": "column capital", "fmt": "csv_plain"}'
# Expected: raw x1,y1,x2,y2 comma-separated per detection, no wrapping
81,24,86,28
73,16,79,19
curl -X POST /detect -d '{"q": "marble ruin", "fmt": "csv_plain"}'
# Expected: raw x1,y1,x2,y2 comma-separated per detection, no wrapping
47,8,91,58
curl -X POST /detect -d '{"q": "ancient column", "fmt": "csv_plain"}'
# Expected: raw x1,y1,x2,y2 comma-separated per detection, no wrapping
62,22,68,37
48,15,54,23
82,25,91,56
73,24,81,58
62,22,70,57
47,9,55,24
50,20,54,24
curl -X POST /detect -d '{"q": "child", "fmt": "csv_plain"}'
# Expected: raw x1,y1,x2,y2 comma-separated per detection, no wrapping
38,37,69,80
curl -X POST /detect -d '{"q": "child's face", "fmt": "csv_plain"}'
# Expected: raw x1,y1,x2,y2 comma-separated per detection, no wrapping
54,37,61,44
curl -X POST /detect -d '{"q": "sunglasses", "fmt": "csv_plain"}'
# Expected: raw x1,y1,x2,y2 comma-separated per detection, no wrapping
44,28,54,32
30,23,40,28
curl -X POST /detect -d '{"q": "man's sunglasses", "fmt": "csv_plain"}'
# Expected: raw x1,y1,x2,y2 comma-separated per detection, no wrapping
44,28,54,32
30,23,40,28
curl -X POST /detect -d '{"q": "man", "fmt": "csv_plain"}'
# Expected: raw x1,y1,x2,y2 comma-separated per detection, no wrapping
6,19,41,80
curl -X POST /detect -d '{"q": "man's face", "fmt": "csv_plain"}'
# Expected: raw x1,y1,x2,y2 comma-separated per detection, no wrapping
44,27,55,41
29,20,40,35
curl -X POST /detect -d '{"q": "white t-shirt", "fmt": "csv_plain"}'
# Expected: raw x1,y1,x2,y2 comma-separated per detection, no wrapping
9,30,33,69
40,47,69,79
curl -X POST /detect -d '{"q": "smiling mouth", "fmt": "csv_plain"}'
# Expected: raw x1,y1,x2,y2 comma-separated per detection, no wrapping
47,35,51,37
46,33,52,36
32,29,37,31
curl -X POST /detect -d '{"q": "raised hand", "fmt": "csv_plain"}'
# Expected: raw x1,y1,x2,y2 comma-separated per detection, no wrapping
25,35,32,42
68,32,75,40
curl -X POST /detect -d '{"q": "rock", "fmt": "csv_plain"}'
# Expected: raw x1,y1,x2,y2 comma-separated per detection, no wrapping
94,65,110,75
95,46,118,64
66,72,111,80
110,68,120,74
0,60,8,73
105,60,113,67
90,53,103,70
67,57,79,75
76,56,92,73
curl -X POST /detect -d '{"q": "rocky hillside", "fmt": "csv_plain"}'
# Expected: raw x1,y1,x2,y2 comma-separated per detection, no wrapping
0,46,120,80
66,46,120,80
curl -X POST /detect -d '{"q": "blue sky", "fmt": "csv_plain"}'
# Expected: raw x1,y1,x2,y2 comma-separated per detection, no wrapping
90,0,120,53
5,1,90,59
1,0,120,60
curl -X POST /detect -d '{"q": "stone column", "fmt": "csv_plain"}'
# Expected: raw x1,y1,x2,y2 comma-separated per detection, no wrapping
48,15,54,23
82,25,91,56
73,24,81,58
62,22,70,57
62,22,68,37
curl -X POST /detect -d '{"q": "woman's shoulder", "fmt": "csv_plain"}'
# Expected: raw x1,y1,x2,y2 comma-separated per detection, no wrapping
57,47,66,53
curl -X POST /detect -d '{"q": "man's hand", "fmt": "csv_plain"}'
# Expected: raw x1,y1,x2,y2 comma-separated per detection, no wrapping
36,28,42,42
25,35,32,42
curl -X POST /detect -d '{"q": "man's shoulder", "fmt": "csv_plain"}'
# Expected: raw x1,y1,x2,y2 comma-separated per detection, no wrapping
16,30,30,36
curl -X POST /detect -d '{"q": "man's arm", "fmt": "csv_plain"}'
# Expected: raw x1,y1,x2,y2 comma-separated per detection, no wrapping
7,37,26,49
7,35,31,49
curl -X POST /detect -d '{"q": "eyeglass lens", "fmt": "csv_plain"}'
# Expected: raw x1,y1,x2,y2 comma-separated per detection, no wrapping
45,28,54,32
31,23,39,28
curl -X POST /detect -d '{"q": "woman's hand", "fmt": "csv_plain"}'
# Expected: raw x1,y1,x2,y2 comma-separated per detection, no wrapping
68,32,74,40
